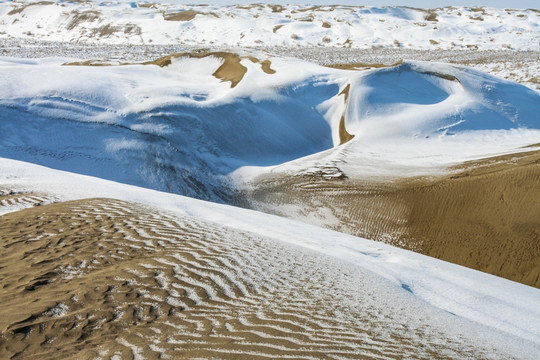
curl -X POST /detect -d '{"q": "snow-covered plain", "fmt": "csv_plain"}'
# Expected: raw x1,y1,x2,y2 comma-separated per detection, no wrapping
1,1,539,51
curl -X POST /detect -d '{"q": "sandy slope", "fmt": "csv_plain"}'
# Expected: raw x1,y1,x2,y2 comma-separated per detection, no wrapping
0,196,535,359
246,148,540,288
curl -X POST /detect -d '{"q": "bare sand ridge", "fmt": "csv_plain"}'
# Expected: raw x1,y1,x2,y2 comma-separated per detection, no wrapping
7,1,53,16
146,52,249,88
337,84,354,145
0,198,517,359
64,52,278,81
145,52,277,87
164,10,219,22
247,149,540,288
64,51,257,88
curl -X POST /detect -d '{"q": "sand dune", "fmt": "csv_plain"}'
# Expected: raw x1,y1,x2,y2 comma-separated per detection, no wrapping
0,197,525,359
247,149,540,288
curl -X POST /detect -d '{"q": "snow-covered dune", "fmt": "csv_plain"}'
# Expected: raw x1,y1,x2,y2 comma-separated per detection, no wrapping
1,54,539,201
0,157,539,359
0,54,339,201
1,1,539,50
1,2,539,359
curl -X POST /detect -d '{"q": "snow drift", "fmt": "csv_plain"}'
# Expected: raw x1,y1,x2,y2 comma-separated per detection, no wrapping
1,55,539,201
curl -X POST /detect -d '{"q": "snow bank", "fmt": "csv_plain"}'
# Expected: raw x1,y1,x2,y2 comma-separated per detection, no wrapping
1,55,539,197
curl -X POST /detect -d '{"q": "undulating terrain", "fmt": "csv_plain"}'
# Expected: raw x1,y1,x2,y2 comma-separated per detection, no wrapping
0,196,527,359
1,1,539,359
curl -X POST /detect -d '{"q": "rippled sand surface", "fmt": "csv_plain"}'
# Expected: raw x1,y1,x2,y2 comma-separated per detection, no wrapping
0,196,520,359
248,149,540,288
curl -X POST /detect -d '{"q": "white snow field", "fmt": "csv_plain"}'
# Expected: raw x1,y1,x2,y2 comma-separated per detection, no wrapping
1,55,539,201
0,1,539,51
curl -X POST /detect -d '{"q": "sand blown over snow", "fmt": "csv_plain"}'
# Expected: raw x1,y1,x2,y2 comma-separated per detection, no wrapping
246,148,540,288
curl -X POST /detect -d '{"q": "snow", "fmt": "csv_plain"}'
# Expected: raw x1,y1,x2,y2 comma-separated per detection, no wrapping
0,55,339,200
0,1,539,51
1,54,538,197
0,156,539,356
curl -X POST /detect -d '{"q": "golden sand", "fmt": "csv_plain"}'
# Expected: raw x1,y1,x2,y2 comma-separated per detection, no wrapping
337,83,355,145
248,57,277,75
247,149,540,288
0,197,511,358
164,10,200,22
145,52,247,88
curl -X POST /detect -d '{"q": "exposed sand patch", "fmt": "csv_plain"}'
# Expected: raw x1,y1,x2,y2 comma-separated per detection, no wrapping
164,10,199,21
235,4,265,11
247,149,540,288
296,15,314,22
260,60,276,74
325,59,403,70
272,24,284,33
425,12,439,22
137,3,159,9
164,10,218,22
248,57,277,75
0,198,510,358
269,5,285,13
338,84,354,145
469,16,484,21
7,1,53,16
146,52,247,88
66,10,102,31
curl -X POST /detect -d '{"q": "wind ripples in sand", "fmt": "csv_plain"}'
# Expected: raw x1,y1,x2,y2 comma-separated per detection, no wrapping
0,197,521,359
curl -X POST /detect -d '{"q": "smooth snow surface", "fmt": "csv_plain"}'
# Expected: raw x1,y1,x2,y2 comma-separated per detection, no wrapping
0,157,539,358
1,1,539,51
1,56,539,199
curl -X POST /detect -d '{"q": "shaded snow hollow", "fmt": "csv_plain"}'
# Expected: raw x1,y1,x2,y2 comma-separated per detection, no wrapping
1,54,539,201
